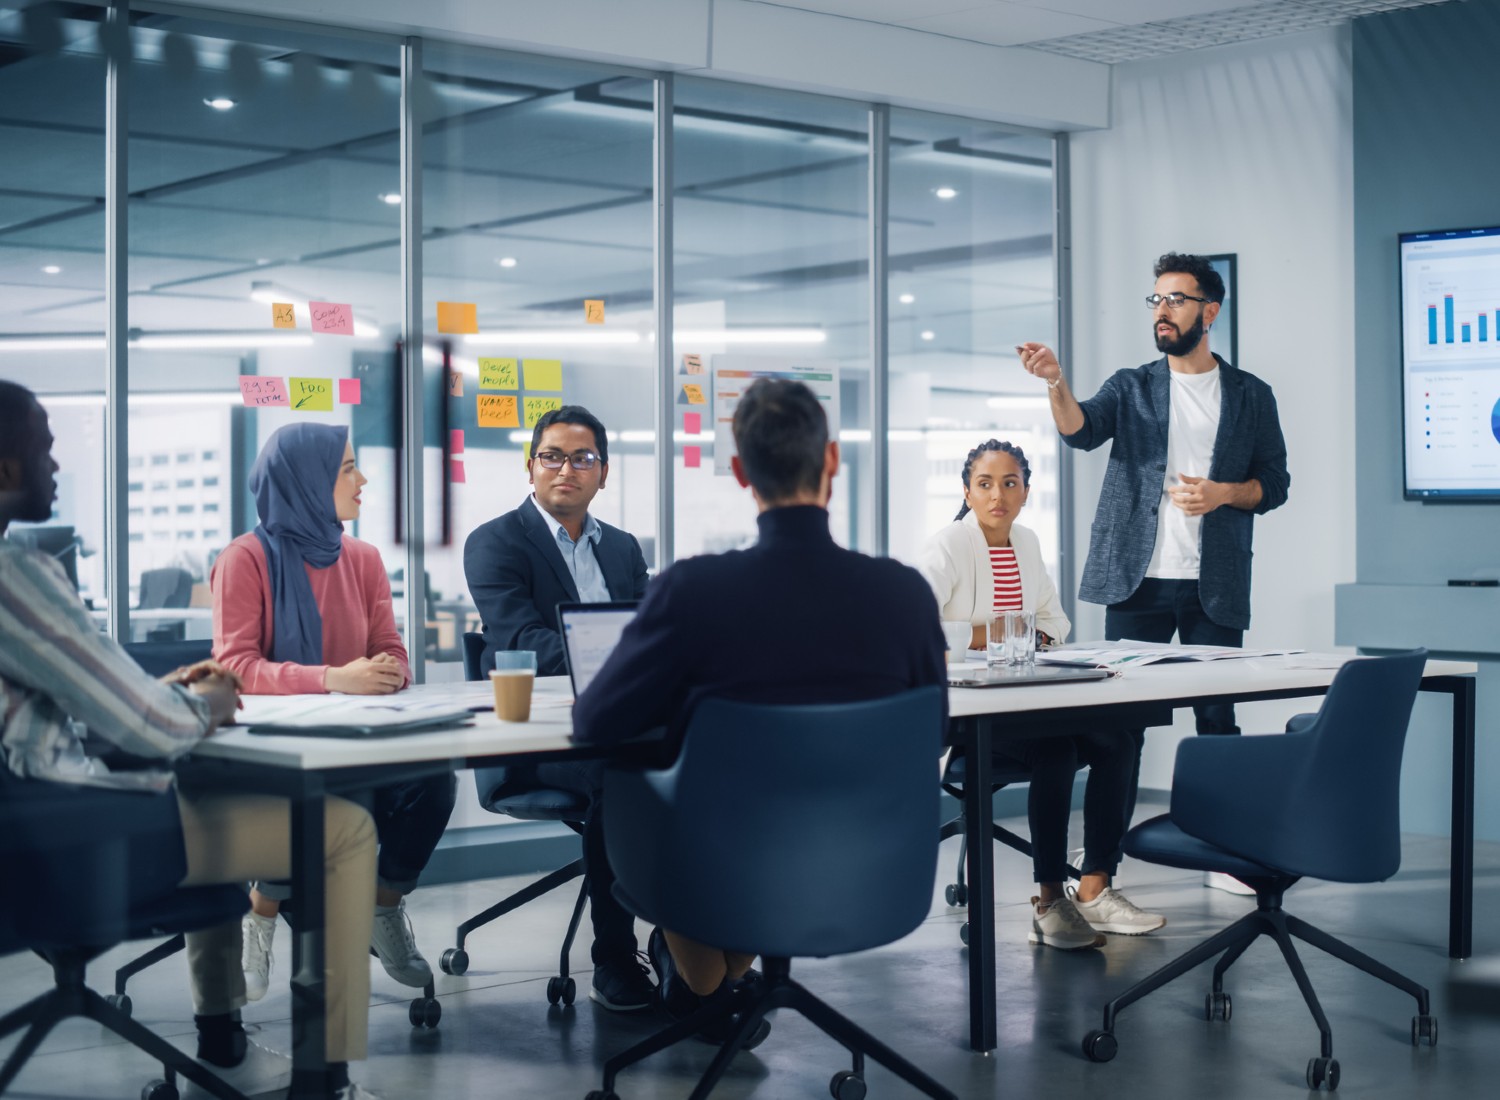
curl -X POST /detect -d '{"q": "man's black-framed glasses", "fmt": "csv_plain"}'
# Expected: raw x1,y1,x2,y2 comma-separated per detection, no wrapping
1145,292,1210,310
533,449,601,471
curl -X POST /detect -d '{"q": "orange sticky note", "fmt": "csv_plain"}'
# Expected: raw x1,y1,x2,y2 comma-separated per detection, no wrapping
680,383,706,406
684,412,701,435
448,370,464,397
238,376,289,407
477,394,519,428
684,445,701,468
523,396,563,428
584,299,604,324
271,303,296,329
682,353,703,375
450,458,466,484
309,302,353,335
437,301,478,335
338,378,361,405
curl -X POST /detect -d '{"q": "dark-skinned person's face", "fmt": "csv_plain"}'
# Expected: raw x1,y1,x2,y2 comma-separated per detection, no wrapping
528,422,606,517
0,400,59,524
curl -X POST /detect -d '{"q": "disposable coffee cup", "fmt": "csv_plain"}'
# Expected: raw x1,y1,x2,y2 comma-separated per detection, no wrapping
489,651,537,722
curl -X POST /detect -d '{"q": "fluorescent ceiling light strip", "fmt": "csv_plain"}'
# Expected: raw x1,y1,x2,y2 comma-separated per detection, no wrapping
675,329,826,345
38,392,246,407
0,334,316,352
465,331,643,347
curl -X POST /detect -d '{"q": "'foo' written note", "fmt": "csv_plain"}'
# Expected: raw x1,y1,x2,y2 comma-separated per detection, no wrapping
288,377,335,411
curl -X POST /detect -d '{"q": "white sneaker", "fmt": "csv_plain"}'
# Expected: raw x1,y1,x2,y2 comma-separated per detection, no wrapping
1028,896,1106,950
1070,886,1167,935
334,1085,382,1100
185,1038,292,1098
370,900,433,987
241,911,276,1003
1205,871,1257,896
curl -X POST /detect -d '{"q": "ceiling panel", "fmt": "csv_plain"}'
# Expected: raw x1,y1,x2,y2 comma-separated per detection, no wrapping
902,5,1115,45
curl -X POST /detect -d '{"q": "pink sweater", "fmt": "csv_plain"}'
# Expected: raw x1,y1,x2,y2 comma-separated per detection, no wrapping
211,532,411,695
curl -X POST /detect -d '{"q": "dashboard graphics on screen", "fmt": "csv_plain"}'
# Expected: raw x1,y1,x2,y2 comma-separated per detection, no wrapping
1400,224,1500,500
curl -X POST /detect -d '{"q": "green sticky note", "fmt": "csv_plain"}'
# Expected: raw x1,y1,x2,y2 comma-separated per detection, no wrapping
288,377,334,411
523,396,563,428
478,358,518,390
523,358,563,391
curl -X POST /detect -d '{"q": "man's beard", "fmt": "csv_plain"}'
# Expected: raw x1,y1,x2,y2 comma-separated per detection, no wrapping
1154,313,1205,357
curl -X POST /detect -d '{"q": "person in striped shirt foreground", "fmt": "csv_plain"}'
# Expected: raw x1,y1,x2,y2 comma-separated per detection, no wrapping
0,381,383,1100
919,439,1165,950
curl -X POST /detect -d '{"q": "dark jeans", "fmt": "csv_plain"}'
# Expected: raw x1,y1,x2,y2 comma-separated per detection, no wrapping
994,731,1138,884
533,760,639,966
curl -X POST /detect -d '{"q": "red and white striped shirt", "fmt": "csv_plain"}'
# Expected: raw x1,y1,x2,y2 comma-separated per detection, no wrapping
989,546,1022,614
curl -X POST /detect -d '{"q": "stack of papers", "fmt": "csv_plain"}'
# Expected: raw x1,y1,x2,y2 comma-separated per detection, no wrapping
240,697,474,739
1038,640,1303,670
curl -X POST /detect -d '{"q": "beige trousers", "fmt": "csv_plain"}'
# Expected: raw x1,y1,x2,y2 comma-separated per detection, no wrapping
175,791,377,1063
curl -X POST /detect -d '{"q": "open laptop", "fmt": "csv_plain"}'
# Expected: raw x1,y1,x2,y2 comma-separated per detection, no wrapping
556,601,639,697
947,663,1110,689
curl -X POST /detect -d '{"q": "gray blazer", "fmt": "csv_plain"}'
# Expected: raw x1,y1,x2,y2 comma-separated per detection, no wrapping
1062,355,1289,630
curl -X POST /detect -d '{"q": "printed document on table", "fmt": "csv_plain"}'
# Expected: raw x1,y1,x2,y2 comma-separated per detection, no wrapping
1038,640,1302,669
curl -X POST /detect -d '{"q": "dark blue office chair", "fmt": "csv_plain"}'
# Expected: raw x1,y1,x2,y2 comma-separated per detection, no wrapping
1081,650,1435,1092
437,632,591,1006
0,773,252,1100
588,687,958,1100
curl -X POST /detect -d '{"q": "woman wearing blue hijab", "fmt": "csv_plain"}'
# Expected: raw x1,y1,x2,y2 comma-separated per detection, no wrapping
212,423,456,1001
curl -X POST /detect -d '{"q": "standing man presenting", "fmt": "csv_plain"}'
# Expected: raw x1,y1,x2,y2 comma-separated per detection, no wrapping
1019,251,1289,741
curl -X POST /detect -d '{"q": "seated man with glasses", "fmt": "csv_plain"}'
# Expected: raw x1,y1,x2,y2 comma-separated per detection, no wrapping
464,403,653,1012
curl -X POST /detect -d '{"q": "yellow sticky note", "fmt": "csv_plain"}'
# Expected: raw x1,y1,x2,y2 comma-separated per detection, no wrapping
523,358,563,391
478,358,517,390
523,396,563,428
523,441,532,463
681,382,706,406
271,303,296,329
288,377,334,411
477,394,519,428
436,301,478,335
584,299,604,324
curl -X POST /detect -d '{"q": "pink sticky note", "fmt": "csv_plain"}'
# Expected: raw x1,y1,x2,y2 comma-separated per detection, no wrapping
338,378,362,405
450,429,464,455
684,412,701,435
450,457,466,484
238,375,289,407
309,301,354,335
684,446,701,469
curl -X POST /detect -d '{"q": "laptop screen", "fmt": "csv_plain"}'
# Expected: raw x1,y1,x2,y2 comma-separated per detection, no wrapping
557,602,638,697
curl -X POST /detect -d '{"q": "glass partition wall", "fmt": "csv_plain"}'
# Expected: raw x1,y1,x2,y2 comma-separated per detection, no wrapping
0,1,1062,675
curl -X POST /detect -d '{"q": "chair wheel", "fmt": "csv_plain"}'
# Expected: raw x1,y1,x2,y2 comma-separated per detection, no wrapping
408,996,441,1028
1204,991,1231,1021
958,922,969,945
944,883,968,907
830,1069,867,1100
1411,1014,1437,1046
142,1080,178,1100
547,975,576,1005
1082,1030,1117,1062
107,993,133,1018
1306,1056,1340,1091
440,947,469,976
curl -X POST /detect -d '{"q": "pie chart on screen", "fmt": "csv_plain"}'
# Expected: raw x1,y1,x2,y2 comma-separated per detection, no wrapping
1494,397,1500,444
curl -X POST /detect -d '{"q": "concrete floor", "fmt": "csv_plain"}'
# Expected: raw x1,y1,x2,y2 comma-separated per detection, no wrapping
3,819,1497,1100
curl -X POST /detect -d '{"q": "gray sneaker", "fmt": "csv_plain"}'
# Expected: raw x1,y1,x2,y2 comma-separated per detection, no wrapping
1027,896,1105,950
370,900,433,987
1070,886,1167,935
240,912,276,1003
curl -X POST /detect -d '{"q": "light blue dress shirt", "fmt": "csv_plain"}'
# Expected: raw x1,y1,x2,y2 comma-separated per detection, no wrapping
528,493,612,602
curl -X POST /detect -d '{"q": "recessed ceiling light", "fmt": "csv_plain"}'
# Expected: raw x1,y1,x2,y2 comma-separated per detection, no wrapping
42,265,61,275
934,187,958,200
920,330,936,341
203,97,236,110
498,257,518,268
898,293,915,305
378,192,402,205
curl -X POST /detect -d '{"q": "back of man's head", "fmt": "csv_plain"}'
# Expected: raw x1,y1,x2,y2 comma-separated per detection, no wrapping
0,380,39,462
732,379,828,503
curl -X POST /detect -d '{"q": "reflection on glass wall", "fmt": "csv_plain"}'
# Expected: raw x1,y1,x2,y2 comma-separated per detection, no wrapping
886,111,1059,579
125,14,401,643
672,80,869,555
420,47,654,676
0,5,106,604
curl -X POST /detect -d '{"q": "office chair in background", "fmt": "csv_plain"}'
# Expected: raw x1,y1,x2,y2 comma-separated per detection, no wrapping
589,688,958,1100
438,632,591,1006
1081,650,1436,1092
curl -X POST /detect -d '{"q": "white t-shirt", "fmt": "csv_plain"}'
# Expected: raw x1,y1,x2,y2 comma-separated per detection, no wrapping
1145,366,1221,579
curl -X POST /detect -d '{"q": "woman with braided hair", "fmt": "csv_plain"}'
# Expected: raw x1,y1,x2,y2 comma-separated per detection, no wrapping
920,439,1166,949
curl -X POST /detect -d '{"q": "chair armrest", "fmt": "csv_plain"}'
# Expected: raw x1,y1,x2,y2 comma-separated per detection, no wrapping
1169,730,1312,860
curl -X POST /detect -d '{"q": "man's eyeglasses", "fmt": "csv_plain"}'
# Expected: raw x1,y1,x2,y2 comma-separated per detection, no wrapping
1145,292,1210,310
533,449,600,471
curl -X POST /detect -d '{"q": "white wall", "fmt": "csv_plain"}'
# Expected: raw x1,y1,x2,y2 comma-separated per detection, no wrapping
1068,26,1356,790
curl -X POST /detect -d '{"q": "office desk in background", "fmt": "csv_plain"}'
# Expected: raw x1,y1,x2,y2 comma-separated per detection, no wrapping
947,654,1478,1054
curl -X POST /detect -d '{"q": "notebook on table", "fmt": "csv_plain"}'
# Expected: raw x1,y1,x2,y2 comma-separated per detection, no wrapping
947,664,1111,689
556,601,639,698
244,697,475,738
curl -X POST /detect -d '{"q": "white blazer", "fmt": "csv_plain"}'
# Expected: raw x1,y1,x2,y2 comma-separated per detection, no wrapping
919,513,1070,643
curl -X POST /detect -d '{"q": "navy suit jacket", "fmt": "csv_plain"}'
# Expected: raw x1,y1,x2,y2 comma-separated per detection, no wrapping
464,496,649,676
1063,354,1289,630
572,505,948,748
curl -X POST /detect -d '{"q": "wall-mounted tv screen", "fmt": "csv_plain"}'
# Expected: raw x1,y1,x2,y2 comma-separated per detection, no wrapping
1400,224,1500,499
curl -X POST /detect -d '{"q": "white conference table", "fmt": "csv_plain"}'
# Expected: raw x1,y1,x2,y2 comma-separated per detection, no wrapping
188,656,1479,1078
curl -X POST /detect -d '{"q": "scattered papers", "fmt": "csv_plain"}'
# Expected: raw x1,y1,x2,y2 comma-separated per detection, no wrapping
1039,640,1304,669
